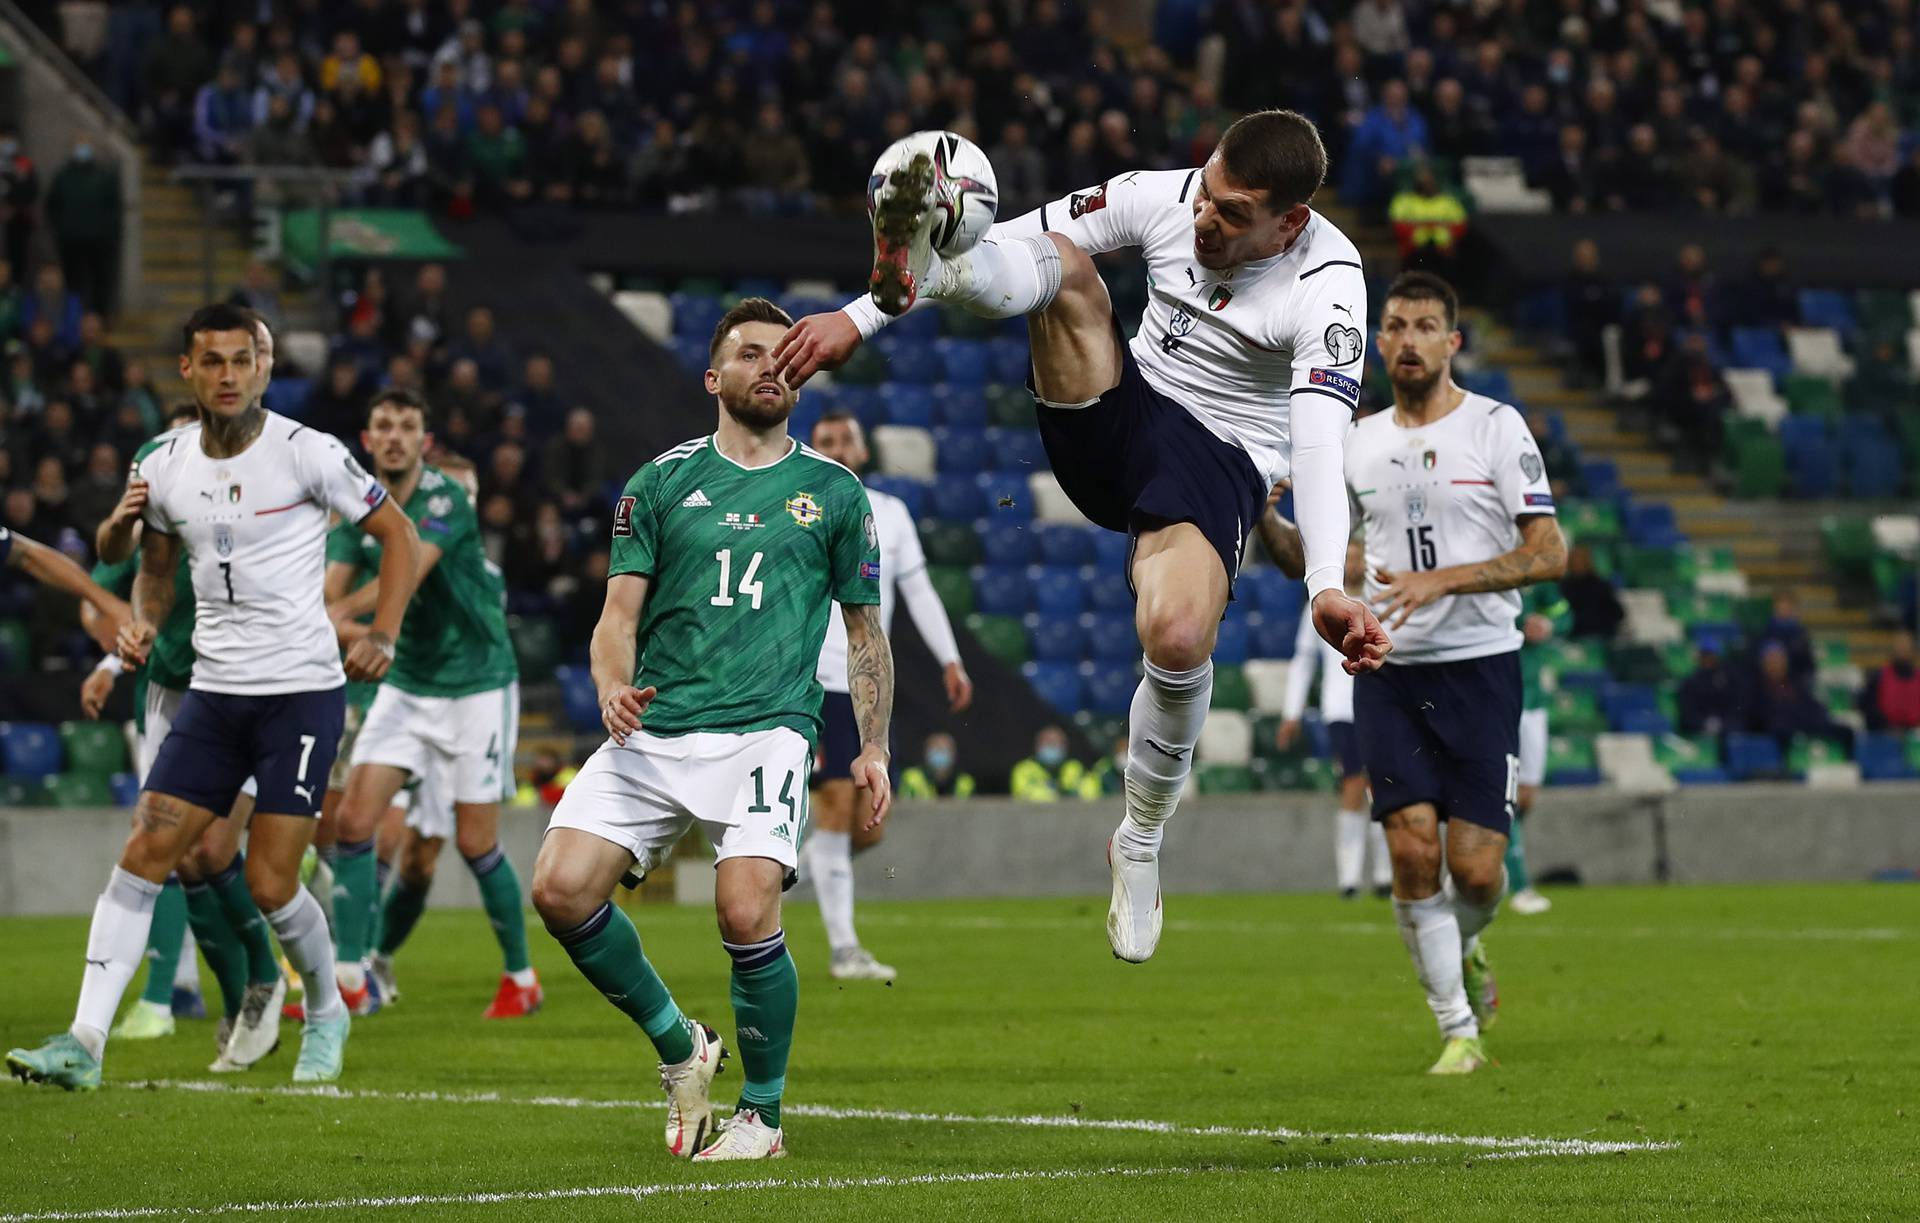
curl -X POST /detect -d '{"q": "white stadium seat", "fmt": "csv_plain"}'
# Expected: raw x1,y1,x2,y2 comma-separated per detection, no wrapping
1243,659,1293,714
1461,157,1552,213
871,425,936,478
1620,589,1684,646
586,272,614,296
614,290,673,343
1694,569,1750,597
1196,710,1253,767
1785,327,1854,380
1871,514,1920,560
280,329,328,377
1724,368,1787,428
1028,471,1089,524
1806,762,1861,789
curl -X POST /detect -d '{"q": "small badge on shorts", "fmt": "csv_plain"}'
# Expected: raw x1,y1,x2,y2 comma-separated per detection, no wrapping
786,492,823,527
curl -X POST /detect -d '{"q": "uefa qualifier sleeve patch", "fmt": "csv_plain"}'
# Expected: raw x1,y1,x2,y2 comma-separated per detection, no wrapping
1302,367,1362,406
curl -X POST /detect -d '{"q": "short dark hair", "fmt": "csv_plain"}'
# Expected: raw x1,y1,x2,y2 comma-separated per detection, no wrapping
810,408,861,440
1215,110,1328,212
180,302,259,354
165,400,199,426
708,296,793,363
1383,270,1459,330
366,386,431,427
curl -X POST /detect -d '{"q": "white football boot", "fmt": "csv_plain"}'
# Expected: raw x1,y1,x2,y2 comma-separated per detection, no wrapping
660,1022,727,1158
1106,837,1163,963
692,1109,786,1162
211,975,285,1071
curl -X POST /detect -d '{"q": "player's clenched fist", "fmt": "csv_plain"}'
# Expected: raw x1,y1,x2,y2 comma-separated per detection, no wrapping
344,630,396,683
601,683,657,745
850,745,892,832
116,620,155,668
1311,588,1392,675
108,478,148,529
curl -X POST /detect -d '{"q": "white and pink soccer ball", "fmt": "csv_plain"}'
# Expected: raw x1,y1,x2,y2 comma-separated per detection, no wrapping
868,130,1000,257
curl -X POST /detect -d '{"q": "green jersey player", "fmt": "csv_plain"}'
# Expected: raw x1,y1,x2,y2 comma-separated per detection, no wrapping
1509,581,1569,916
325,388,531,1020
533,297,893,1163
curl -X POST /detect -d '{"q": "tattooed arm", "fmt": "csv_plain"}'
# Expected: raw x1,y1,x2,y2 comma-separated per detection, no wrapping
1255,482,1308,580
842,601,895,830
1373,515,1568,629
117,527,182,667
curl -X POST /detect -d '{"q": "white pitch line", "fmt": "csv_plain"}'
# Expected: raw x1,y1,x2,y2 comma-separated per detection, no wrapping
0,1152,1591,1222
122,1079,1674,1157
855,912,1912,942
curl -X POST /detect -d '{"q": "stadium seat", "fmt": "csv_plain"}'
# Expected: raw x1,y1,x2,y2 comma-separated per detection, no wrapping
1617,708,1673,737
1872,514,1920,559
0,722,63,778
834,343,888,385
927,474,982,522
47,771,114,807
886,304,940,340
966,614,1028,665
1785,375,1842,420
1578,458,1621,500
669,336,709,372
0,777,49,806
1087,571,1133,612
919,519,982,567
986,337,1031,384
1594,732,1657,780
1786,435,1842,499
989,426,1049,472
1858,733,1918,780
1730,328,1792,380
1726,428,1787,497
1724,368,1789,429
972,566,1031,616
1083,661,1139,716
1029,565,1087,616
1725,733,1785,780
1020,661,1083,714
1822,516,1877,584
1625,503,1678,548
872,424,936,477
934,338,991,385
1031,523,1092,566
1197,710,1254,766
1213,615,1250,665
931,426,990,475
509,616,560,678
976,471,1034,521
1195,763,1257,794
1549,688,1605,734
1797,289,1857,335
1249,613,1298,659
866,475,927,519
1545,735,1599,785
1845,440,1904,499
553,665,600,733
835,385,886,429
59,722,127,776
1210,664,1252,710
1090,530,1129,570
882,384,936,428
973,521,1031,566
613,290,672,342
263,377,310,417
669,292,725,339
1028,615,1084,663
927,566,974,616
1239,568,1305,616
279,330,329,376
1083,612,1138,662
109,772,140,807
1243,659,1292,712
1786,327,1854,380
932,384,990,428
984,384,1037,428
1028,472,1088,524
0,619,27,672
875,334,941,384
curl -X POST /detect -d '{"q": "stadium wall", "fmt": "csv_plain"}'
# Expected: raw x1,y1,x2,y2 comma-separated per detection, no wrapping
1482,213,1920,289
4,787,1916,916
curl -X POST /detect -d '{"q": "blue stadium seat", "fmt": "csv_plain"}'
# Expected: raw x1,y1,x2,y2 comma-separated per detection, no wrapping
1214,616,1250,664
669,292,725,339
1688,622,1741,654
1671,765,1731,785
1088,571,1133,612
882,383,935,428
839,386,889,431
109,771,140,807
1250,613,1298,658
1601,682,1659,727
992,426,1049,472
1083,661,1138,715
865,475,927,518
974,471,1033,521
1028,615,1085,662
1729,327,1791,379
1579,459,1620,500
1777,415,1828,450
927,474,981,522
1725,732,1783,780
780,293,837,321
1787,436,1840,498
1797,289,1856,335
1846,438,1903,498
1458,368,1512,402
670,336,708,372
264,377,310,416
888,305,941,340
1090,530,1130,570
553,666,601,733
1625,503,1677,547
1033,523,1093,566
1240,568,1305,616
0,722,62,778
876,334,941,384
986,337,1031,384
734,277,782,299
933,426,992,474
972,565,1032,616
1021,661,1083,714
1618,708,1673,737
1030,565,1087,616
1556,668,1608,694
1083,612,1138,662
930,383,989,427
979,521,1034,565
934,338,992,384
787,399,822,442
1547,765,1603,786
1858,733,1918,780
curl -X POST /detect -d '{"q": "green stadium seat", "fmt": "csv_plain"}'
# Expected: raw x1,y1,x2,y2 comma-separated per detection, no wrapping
1251,757,1302,791
1549,687,1605,734
1657,687,1680,727
928,565,974,616
1672,592,1734,627
1621,547,1690,590
1784,377,1842,421
985,384,1038,429
1559,500,1621,546
59,722,127,776
965,613,1027,665
1545,734,1596,774
1818,640,1853,670
1608,643,1669,685
1856,288,1911,335
834,344,888,385
1728,432,1787,498
0,777,50,806
1546,639,1606,674
508,615,560,678
1195,764,1256,794
919,520,982,567
1662,643,1696,678
1734,595,1775,638
1654,733,1720,771
0,619,28,674
1822,683,1856,715
1821,517,1876,584
1210,664,1252,710
1787,736,1847,775
46,772,114,807
678,276,727,296
1906,731,1920,772
1250,713,1296,760
1072,711,1127,753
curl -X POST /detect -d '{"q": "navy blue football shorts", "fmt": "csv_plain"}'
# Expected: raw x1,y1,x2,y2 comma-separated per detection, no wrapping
144,686,346,817
1354,652,1521,835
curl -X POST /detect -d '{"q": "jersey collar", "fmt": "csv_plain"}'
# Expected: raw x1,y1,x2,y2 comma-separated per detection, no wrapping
709,433,797,472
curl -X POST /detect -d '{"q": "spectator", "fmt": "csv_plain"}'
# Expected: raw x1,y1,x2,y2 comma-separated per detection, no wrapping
1565,239,1617,381
540,407,605,516
570,110,629,208
25,316,74,386
1756,593,1816,682
192,57,255,165
30,398,87,474
477,492,515,568
321,30,382,95
1860,632,1920,732
481,437,534,518
1343,79,1429,209
116,361,161,436
1732,248,1799,330
1679,644,1740,738
0,130,36,280
247,93,318,168
505,500,574,596
1538,124,1601,212
253,50,315,131
1560,544,1624,640
20,266,83,352
1892,147,1920,218
368,110,432,207
434,357,498,441
1009,725,1098,801
227,262,285,337
68,442,124,531
0,257,19,341
27,454,75,535
1605,124,1674,211
1765,129,1833,216
899,732,977,799
1740,641,1850,754
142,6,214,160
66,361,106,425
74,313,125,395
399,262,453,351
989,121,1048,212
450,307,515,391
1387,163,1468,274
1666,244,1722,334
1652,332,1731,468
1676,130,1756,215
1425,79,1491,164
305,356,368,440
46,139,122,314
739,104,811,213
1352,0,1411,65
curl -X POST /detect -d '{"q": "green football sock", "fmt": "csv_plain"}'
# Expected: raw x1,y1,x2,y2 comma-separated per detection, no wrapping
1505,813,1532,893
377,879,431,957
210,855,280,986
552,902,693,1063
183,882,247,1018
368,859,393,952
138,879,190,1007
726,930,797,1129
333,839,378,963
467,845,531,974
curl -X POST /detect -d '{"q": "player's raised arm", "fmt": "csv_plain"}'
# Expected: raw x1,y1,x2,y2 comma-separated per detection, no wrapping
841,601,895,831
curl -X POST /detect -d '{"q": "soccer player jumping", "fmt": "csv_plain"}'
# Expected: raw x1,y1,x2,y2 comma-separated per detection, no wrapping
776,111,1390,962
532,298,893,1162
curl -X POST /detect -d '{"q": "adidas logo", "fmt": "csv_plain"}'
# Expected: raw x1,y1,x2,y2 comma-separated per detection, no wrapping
771,823,792,844
681,489,712,508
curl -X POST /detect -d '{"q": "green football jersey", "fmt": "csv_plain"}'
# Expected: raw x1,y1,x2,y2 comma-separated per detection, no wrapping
1518,581,1571,711
333,464,517,698
325,520,380,713
612,435,880,745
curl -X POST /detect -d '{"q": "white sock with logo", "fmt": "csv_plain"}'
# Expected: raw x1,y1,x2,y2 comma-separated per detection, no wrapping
268,891,345,1023
931,234,1063,318
1393,891,1477,1039
1114,657,1213,861
808,829,859,955
71,867,163,1059
1334,810,1368,891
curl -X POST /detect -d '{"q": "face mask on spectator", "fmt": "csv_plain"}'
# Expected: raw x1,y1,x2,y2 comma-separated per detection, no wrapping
74,144,93,162
927,748,954,772
1037,744,1067,768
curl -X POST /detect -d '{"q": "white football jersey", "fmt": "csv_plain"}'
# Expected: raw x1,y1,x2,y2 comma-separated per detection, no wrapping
1025,168,1369,486
1284,609,1355,723
139,414,389,694
816,486,923,693
1346,392,1556,664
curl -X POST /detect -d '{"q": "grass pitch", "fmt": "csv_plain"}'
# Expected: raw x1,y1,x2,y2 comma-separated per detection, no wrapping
1,884,1914,1220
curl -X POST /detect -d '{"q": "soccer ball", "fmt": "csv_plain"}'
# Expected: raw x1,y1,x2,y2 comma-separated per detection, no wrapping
868,130,999,257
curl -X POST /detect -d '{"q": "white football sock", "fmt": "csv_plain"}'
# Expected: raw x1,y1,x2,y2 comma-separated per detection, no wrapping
71,867,163,1059
1368,824,1393,887
931,233,1063,318
1334,809,1368,891
1451,866,1507,953
808,829,859,954
1114,658,1213,861
1393,891,1477,1039
174,923,199,990
267,891,345,1022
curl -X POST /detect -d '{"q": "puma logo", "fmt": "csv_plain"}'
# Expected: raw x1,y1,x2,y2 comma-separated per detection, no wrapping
85,957,110,970
294,784,313,803
1143,738,1187,761
1389,457,1407,468
1332,303,1354,318
1184,267,1197,287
